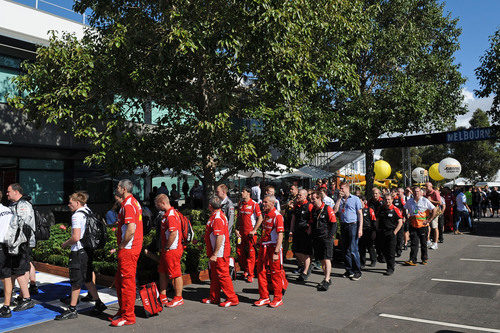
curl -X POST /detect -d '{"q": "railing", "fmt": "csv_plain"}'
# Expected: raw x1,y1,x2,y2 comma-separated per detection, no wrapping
10,0,88,24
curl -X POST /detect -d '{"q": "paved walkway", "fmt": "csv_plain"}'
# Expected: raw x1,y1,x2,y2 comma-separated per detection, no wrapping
0,273,117,332
8,217,500,333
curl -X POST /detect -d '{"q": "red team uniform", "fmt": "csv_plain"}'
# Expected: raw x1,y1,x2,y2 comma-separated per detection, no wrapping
443,192,455,231
237,199,262,280
256,207,288,306
158,207,183,279
115,194,143,324
204,209,239,305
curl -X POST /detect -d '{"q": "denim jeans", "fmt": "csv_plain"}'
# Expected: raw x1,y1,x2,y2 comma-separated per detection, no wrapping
455,210,472,231
341,222,361,274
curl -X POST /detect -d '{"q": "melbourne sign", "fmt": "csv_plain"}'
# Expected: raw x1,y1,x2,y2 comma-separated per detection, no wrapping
446,128,494,143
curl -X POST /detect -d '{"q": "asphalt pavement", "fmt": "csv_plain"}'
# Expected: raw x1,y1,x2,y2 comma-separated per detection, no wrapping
14,217,500,333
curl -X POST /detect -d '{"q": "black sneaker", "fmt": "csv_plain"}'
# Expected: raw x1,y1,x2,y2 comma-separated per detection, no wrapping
0,305,12,318
343,272,354,279
93,299,108,313
29,284,39,295
12,295,23,307
316,279,331,291
296,272,308,282
54,308,78,320
13,298,35,312
351,272,362,281
384,269,394,276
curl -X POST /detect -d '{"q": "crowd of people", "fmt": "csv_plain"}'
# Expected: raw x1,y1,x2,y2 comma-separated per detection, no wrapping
0,177,498,326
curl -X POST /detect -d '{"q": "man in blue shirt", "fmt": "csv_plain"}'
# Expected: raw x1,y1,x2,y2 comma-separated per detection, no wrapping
334,182,363,281
455,187,471,234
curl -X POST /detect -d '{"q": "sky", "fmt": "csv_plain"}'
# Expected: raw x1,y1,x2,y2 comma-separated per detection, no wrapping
13,0,499,127
442,0,499,127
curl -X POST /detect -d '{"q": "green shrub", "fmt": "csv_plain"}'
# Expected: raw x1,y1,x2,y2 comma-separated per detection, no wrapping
33,224,118,276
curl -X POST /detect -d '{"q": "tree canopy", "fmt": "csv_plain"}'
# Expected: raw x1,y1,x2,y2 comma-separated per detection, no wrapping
10,0,369,197
475,28,500,125
452,109,500,182
331,0,465,195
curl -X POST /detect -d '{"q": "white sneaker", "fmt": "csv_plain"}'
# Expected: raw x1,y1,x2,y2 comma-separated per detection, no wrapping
426,240,432,247
430,243,438,250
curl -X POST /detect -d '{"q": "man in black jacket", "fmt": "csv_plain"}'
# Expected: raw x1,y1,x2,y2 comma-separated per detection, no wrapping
377,194,403,276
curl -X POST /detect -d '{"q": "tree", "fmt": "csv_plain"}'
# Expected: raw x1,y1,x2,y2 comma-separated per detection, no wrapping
475,28,500,125
10,0,369,202
451,109,500,182
332,0,465,196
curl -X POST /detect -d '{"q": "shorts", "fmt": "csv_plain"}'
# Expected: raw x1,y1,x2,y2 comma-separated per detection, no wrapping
0,244,12,279
291,230,313,255
9,243,30,277
158,248,183,279
69,249,94,287
430,216,439,229
312,237,333,260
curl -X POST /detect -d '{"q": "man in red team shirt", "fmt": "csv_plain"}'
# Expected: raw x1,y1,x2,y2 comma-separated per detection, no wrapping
111,179,143,327
202,197,239,307
154,194,184,308
251,195,288,308
235,187,263,283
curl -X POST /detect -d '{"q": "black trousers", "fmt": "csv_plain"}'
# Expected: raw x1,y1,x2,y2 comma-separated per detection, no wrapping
438,215,444,242
409,226,429,263
358,229,376,266
375,231,384,260
382,231,397,272
395,227,404,255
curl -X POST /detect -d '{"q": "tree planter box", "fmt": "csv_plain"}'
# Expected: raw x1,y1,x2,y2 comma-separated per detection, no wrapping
34,261,115,287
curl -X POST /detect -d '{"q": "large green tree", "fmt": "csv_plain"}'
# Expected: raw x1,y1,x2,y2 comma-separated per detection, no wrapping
10,0,369,200
451,109,500,182
332,0,465,196
475,28,500,125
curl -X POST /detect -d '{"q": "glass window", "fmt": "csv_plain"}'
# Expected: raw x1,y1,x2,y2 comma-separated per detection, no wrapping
19,159,64,170
74,171,113,204
0,67,19,103
19,170,64,205
0,55,21,70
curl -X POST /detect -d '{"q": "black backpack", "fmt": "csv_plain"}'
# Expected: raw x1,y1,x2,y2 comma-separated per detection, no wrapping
16,200,50,242
80,210,108,250
34,209,51,241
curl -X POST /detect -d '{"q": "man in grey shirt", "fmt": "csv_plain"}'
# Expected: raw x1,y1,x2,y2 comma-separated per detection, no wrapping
216,184,235,235
5,183,36,313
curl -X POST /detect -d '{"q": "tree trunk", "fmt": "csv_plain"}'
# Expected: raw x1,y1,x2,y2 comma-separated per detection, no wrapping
364,148,375,199
202,155,217,209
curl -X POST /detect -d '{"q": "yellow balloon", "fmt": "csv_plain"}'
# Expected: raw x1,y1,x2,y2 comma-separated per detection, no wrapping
429,163,444,181
395,171,403,179
374,160,391,180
